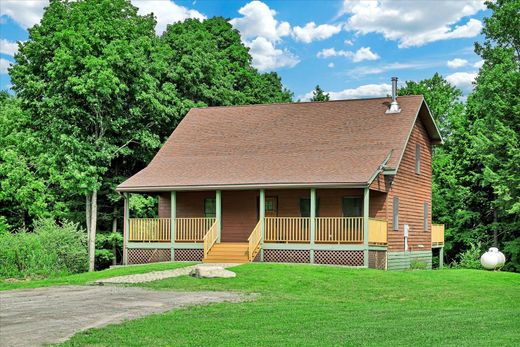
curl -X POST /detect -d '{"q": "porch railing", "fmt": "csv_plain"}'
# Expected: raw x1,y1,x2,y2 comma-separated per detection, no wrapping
176,217,216,242
264,217,310,243
129,218,171,242
248,220,262,261
432,224,445,246
203,220,219,258
368,218,387,245
315,217,364,244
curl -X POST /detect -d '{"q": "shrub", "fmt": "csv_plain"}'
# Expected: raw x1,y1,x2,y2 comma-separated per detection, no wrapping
410,259,428,270
453,242,482,269
0,219,88,279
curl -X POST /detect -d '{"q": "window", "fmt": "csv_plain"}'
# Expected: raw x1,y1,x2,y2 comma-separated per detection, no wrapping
393,197,399,230
423,202,429,231
300,198,319,217
342,197,362,217
204,198,216,218
415,143,421,174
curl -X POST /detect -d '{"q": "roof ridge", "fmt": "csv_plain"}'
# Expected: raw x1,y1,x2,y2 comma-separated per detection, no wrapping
194,94,424,110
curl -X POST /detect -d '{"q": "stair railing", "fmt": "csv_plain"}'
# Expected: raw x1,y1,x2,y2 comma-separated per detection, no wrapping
248,220,262,261
203,220,219,259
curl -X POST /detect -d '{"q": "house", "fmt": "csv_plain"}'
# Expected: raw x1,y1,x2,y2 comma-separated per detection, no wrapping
117,78,445,270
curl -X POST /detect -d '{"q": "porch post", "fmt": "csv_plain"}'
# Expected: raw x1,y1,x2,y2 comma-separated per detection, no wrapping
259,189,265,261
310,188,316,264
123,193,129,265
216,190,222,242
170,191,176,261
439,247,444,269
363,187,369,267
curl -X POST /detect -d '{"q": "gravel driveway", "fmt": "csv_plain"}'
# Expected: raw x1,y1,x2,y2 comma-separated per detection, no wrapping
0,285,241,346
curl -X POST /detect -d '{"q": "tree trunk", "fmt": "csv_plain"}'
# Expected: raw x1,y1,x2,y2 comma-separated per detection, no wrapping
86,194,91,242
88,190,97,272
112,207,118,265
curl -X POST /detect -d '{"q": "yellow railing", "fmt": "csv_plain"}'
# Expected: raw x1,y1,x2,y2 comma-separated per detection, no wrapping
248,220,262,261
264,217,310,243
432,224,445,246
129,218,171,242
368,218,387,245
176,217,216,242
203,220,219,258
315,217,364,244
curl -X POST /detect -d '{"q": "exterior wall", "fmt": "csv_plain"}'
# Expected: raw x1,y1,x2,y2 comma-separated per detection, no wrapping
158,191,215,218
387,251,432,271
386,116,433,252
221,190,258,242
368,250,387,270
369,190,386,219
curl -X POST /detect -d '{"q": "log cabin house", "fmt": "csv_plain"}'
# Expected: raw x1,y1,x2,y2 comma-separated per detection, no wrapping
117,79,445,270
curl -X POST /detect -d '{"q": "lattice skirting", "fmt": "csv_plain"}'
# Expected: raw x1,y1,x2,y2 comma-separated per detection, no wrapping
174,249,203,262
264,249,310,263
368,250,387,270
314,250,364,266
128,249,171,265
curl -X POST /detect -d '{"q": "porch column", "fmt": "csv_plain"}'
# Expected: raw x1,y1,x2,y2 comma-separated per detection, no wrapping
216,190,222,242
439,247,444,269
259,189,265,261
363,187,369,267
310,188,317,264
170,191,176,261
123,193,129,265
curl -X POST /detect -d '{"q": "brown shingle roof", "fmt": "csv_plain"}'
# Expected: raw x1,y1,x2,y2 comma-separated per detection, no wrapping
117,95,439,191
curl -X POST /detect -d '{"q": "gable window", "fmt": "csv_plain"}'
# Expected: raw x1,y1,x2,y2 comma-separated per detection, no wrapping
424,202,429,231
204,198,216,218
393,197,399,230
300,198,319,217
342,197,363,217
415,143,421,174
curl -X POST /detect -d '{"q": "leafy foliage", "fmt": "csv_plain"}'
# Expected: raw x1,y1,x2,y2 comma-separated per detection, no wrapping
309,85,330,102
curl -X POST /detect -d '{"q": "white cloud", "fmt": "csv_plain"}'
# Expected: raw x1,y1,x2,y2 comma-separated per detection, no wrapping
348,62,438,77
246,37,299,71
344,39,354,46
0,0,47,29
230,1,290,42
447,58,468,68
446,71,477,94
317,46,379,62
133,0,206,34
0,39,19,56
303,83,391,100
328,62,335,68
473,60,484,68
292,22,342,43
0,58,12,74
340,0,485,48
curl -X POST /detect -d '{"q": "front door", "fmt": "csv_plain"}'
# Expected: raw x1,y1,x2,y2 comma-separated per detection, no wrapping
265,197,278,217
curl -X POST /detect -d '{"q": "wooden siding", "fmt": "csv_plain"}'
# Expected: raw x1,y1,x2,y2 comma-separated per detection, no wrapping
386,114,433,252
221,190,258,242
369,190,386,219
387,251,432,271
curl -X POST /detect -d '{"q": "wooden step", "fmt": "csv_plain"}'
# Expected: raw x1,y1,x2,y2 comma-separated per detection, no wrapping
203,242,252,263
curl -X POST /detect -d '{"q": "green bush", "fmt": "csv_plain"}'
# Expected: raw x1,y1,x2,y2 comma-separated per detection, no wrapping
410,259,428,270
453,242,482,269
0,219,88,278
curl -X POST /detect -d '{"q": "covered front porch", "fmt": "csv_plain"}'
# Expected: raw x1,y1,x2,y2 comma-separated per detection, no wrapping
123,187,388,267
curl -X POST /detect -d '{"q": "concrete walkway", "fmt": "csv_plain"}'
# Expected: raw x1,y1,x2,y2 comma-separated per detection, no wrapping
96,263,239,284
0,285,242,346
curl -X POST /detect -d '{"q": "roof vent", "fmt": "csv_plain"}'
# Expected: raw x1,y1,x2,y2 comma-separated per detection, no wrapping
386,77,401,114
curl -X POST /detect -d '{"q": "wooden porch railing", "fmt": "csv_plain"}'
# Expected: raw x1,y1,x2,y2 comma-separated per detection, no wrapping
432,224,445,246
176,217,216,242
248,220,262,261
129,218,171,242
264,217,310,243
203,220,219,258
368,218,387,245
315,217,364,244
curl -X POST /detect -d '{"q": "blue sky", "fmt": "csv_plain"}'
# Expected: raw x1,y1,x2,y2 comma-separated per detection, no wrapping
1,0,489,99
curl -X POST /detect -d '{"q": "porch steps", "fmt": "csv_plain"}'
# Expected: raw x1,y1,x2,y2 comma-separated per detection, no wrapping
203,242,250,263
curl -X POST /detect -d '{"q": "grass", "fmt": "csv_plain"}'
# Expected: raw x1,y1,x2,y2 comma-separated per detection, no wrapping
61,264,520,346
0,262,194,291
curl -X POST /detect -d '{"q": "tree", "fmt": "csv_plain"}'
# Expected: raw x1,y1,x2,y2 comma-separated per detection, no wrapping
310,85,330,102
9,0,173,271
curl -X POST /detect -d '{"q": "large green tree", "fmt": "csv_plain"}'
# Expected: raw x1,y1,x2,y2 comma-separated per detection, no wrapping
309,85,330,102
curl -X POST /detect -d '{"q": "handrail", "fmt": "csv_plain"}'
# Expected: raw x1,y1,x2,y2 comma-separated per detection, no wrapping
129,218,171,242
248,220,262,261
432,224,445,246
203,220,219,259
264,217,310,243
176,217,216,242
315,217,364,244
368,218,387,245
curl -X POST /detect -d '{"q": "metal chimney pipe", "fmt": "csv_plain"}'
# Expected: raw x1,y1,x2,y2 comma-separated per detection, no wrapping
386,76,401,113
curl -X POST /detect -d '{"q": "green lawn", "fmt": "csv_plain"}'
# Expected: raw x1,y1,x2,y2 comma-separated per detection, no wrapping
61,264,519,346
0,262,194,291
